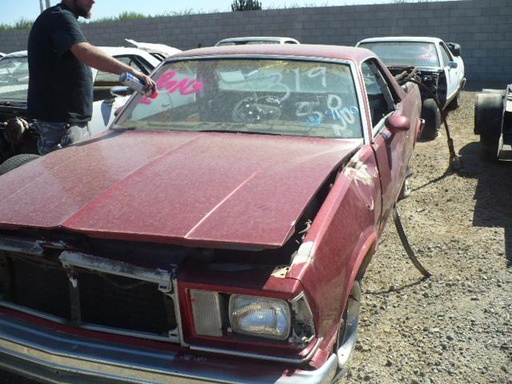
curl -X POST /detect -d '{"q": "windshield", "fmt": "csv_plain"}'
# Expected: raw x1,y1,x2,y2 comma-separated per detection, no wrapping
114,58,363,139
359,42,440,68
0,55,29,102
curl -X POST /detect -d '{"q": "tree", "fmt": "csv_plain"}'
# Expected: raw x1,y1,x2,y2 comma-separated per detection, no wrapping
231,0,262,11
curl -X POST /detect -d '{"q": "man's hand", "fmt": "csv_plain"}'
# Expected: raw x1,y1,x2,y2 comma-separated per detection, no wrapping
132,71,157,96
71,42,157,95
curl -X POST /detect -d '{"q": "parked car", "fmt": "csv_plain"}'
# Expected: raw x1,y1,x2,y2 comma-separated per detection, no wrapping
125,38,182,60
474,84,512,161
215,36,300,46
0,47,160,165
357,36,466,140
0,44,422,383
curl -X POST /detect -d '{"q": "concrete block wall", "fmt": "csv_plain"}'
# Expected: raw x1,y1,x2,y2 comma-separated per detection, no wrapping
0,0,510,84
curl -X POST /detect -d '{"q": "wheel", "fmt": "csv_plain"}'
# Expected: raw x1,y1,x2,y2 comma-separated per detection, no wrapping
474,92,503,161
331,280,361,382
420,98,441,141
0,153,40,175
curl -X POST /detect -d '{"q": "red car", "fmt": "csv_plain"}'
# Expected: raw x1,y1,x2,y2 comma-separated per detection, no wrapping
0,44,422,383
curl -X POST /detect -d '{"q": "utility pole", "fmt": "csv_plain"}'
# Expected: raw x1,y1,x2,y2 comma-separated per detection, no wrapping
40,0,51,12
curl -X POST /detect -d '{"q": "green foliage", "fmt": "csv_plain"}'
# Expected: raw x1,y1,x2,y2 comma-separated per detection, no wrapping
231,0,262,11
95,11,147,23
0,18,33,31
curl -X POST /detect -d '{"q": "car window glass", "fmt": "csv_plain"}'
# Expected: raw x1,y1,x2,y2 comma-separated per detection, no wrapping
115,59,364,139
95,55,150,84
0,56,29,102
361,60,396,130
439,43,453,66
359,42,441,68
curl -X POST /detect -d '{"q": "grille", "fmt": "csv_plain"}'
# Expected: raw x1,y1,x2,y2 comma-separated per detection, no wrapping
0,251,179,342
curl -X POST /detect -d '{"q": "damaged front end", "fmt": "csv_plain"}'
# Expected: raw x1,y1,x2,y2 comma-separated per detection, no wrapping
0,219,331,383
387,65,446,105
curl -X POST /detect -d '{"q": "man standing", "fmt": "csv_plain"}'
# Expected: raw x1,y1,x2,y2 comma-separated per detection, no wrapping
27,0,156,154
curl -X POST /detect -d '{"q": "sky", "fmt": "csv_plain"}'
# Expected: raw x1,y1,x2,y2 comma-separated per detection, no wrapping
0,0,449,26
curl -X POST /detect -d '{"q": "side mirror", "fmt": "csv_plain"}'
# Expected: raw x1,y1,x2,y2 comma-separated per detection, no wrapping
447,42,461,57
385,114,410,133
448,61,458,69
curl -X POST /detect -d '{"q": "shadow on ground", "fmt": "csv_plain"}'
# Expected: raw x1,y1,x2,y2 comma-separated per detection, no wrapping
458,141,512,267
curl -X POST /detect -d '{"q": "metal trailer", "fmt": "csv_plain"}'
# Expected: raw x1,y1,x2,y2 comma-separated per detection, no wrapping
474,84,512,161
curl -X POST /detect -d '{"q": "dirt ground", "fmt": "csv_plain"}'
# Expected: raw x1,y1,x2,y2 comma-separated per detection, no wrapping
346,88,512,384
1,88,511,384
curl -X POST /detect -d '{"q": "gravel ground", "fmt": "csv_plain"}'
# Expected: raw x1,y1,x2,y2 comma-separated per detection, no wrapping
345,88,512,384
2,89,511,384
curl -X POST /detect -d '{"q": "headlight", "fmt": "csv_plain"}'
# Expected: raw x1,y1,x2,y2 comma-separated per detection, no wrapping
229,295,291,341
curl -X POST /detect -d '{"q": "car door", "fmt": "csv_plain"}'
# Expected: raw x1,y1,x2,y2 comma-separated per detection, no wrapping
438,41,461,103
362,59,412,232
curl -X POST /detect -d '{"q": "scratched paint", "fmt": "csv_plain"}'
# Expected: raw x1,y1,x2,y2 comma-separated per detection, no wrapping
343,153,374,187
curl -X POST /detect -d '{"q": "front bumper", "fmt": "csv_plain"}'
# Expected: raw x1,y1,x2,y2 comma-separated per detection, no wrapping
0,313,338,384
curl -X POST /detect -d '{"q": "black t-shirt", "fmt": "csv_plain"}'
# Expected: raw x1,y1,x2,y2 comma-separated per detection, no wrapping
27,3,93,123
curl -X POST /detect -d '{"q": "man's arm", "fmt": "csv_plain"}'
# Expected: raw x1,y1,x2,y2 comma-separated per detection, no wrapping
70,42,156,93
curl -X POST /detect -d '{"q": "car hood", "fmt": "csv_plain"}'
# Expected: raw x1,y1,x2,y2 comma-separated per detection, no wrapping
0,131,360,249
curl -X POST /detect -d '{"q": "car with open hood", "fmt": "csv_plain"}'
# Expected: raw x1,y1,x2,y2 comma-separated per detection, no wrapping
0,43,422,383
357,36,465,140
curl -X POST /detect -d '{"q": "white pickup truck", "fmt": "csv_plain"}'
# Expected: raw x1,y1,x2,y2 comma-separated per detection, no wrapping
357,36,466,140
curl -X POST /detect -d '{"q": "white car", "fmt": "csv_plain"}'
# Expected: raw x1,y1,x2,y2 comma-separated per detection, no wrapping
215,36,300,46
124,38,182,61
0,47,160,164
357,36,466,139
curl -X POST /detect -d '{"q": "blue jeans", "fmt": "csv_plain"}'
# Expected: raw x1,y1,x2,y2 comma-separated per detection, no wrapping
34,121,91,155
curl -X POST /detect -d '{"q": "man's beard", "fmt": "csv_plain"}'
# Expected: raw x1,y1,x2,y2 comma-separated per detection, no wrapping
73,0,92,19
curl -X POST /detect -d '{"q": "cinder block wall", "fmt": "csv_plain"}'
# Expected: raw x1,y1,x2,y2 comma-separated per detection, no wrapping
0,0,510,83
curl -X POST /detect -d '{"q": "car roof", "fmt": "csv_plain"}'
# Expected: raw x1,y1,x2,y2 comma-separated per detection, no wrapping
169,44,374,64
215,36,300,45
357,36,444,45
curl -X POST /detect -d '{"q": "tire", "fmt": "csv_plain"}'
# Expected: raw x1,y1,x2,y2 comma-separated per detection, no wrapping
0,153,40,175
474,93,503,161
420,98,441,141
331,281,362,382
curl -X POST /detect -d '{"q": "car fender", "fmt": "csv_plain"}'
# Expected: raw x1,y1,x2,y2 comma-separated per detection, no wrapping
287,148,382,342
